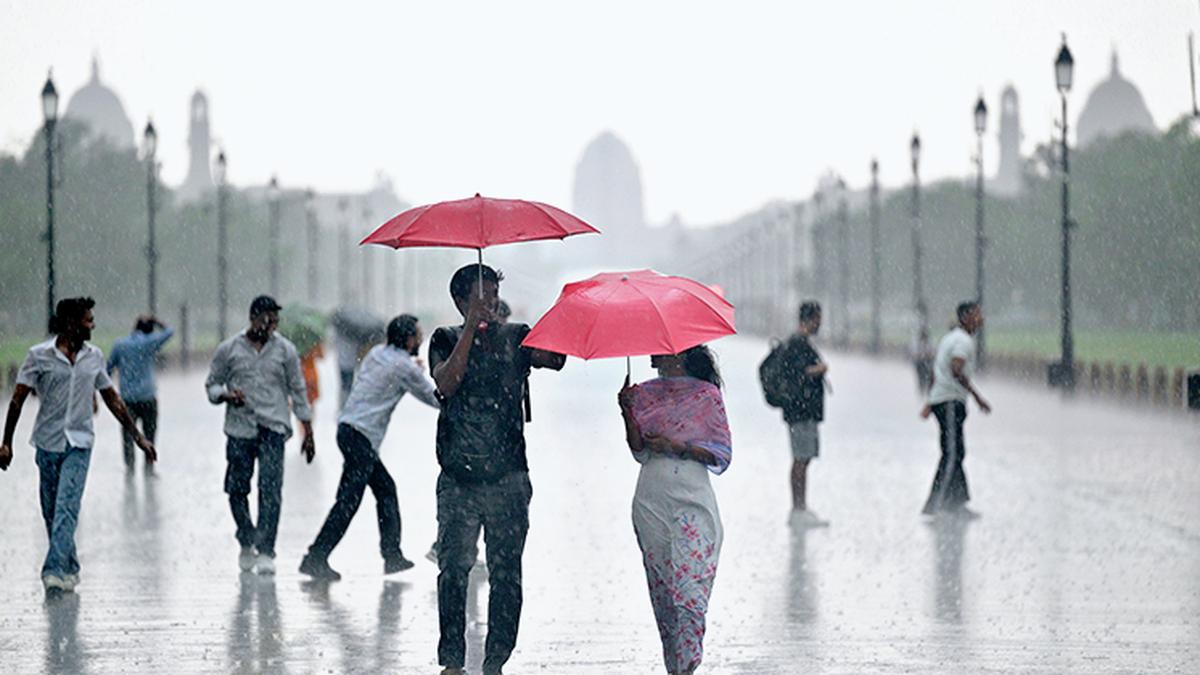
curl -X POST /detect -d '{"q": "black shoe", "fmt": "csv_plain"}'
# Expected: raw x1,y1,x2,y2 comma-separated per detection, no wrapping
299,554,342,581
384,555,415,574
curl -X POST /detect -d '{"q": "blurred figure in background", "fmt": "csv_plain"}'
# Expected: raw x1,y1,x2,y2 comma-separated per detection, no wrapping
107,314,173,476
910,326,934,394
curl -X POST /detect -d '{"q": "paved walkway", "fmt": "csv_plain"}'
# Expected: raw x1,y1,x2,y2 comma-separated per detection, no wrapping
0,335,1197,673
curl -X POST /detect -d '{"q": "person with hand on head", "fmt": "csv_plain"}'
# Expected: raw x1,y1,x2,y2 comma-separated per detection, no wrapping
920,300,991,518
1,297,157,594
107,314,174,476
300,314,440,581
205,295,314,575
429,264,566,675
618,345,732,675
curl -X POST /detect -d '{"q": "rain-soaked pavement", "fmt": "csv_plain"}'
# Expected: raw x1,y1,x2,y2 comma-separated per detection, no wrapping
1,335,1198,674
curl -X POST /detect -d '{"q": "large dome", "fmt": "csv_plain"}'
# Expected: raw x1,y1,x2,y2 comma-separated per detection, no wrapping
63,57,135,150
1076,51,1155,148
572,130,645,233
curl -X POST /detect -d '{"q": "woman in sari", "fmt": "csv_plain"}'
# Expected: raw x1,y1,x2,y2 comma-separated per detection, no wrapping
618,345,732,675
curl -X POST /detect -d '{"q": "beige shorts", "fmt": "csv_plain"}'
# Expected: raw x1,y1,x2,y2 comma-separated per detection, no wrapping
788,421,820,460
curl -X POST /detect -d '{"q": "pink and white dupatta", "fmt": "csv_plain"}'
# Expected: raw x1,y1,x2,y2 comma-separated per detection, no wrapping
630,376,733,474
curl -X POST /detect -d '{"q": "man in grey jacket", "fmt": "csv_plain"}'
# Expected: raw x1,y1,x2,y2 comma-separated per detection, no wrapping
205,295,315,575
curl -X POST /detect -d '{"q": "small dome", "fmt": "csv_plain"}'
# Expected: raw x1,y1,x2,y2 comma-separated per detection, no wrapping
1076,50,1156,148
63,56,135,149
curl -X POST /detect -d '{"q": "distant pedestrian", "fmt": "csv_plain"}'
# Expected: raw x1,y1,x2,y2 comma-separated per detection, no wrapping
759,301,830,528
1,297,157,593
300,314,440,581
910,326,934,393
430,264,565,675
205,295,315,575
618,345,731,675
920,301,991,517
107,314,174,476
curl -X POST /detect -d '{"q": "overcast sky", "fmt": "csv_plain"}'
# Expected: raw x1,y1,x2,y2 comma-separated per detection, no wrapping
2,1,1197,225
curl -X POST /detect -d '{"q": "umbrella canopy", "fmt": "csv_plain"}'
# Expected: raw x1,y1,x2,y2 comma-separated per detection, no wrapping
331,305,386,344
359,194,599,250
279,304,327,355
522,270,736,360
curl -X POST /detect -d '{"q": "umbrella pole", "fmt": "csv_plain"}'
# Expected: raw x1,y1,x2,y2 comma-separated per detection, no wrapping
626,356,631,381
477,248,484,299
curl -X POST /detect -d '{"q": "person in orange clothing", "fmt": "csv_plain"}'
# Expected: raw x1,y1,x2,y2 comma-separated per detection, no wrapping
300,343,324,406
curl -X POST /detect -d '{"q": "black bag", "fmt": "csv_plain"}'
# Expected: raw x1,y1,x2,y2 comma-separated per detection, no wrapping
759,338,790,408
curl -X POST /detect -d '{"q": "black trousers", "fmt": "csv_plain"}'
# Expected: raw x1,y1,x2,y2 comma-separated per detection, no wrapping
121,398,158,468
436,470,532,674
923,400,970,512
308,424,403,561
225,426,286,556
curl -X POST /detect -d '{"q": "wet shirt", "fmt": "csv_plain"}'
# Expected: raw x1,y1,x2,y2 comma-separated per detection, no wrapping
107,328,174,402
429,322,533,484
16,339,114,452
205,331,312,440
781,334,824,424
339,343,440,452
928,327,976,405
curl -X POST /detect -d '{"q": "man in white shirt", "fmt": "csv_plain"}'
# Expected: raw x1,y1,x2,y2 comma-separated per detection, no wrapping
1,297,157,593
921,301,992,517
206,295,315,574
300,314,440,581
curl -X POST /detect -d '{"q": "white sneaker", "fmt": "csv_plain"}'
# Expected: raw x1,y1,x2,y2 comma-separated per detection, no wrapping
238,546,257,572
43,575,69,592
63,573,79,591
255,553,276,575
789,509,830,529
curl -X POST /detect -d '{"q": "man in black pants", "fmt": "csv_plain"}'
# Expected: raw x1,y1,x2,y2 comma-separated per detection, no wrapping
921,301,991,517
300,314,440,580
430,264,565,675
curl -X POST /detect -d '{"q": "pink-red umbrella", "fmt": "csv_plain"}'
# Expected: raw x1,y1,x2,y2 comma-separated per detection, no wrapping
522,270,736,371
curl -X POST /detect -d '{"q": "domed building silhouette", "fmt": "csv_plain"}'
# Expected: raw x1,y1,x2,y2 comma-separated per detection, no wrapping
572,131,645,236
1077,50,1156,148
63,56,135,150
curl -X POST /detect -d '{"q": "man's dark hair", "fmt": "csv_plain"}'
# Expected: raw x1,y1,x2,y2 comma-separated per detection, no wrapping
387,314,420,348
956,301,980,323
449,264,504,303
49,297,95,335
249,295,283,319
135,317,155,334
798,301,822,324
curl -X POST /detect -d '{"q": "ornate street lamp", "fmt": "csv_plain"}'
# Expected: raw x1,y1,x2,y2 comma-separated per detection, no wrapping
1052,35,1076,390
974,96,988,369
214,150,229,340
267,175,281,298
144,120,159,314
910,132,926,333
41,73,59,331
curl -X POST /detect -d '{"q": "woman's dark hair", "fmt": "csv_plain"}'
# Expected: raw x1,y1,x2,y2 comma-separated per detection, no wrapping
387,314,420,348
49,297,95,335
449,264,504,303
682,344,723,389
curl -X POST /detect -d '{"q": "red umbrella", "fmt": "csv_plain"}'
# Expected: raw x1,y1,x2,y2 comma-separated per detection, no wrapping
522,270,736,372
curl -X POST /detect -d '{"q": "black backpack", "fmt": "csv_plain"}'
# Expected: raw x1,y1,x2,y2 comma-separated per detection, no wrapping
759,338,791,408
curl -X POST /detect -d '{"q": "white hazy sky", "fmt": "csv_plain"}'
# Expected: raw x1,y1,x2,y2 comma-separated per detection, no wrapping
2,1,1197,224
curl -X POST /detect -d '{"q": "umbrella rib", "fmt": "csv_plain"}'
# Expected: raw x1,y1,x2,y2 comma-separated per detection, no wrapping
579,280,627,358
524,201,572,237
628,281,678,354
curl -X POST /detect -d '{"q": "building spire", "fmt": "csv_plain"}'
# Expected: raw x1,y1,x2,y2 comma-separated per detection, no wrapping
1110,47,1119,77
90,53,100,82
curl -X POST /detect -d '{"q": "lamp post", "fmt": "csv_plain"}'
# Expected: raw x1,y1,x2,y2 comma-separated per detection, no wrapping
910,133,927,334
337,197,350,305
305,189,318,305
973,96,988,369
41,73,58,330
214,151,229,340
836,176,850,347
267,176,281,298
143,120,159,314
1053,35,1076,391
869,158,881,354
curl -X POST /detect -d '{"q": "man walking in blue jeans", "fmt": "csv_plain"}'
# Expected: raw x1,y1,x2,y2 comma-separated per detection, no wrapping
107,314,173,476
430,264,565,675
1,297,157,593
206,295,315,575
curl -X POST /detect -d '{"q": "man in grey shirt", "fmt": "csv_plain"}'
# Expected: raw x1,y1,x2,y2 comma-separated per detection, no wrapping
206,295,315,574
300,314,440,581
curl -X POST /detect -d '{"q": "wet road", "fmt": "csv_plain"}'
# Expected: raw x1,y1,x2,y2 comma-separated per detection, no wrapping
1,335,1197,673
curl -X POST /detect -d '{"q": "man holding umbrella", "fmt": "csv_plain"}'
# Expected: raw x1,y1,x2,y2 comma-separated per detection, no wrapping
429,264,565,675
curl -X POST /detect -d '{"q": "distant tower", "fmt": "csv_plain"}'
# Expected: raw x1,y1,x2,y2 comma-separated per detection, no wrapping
993,85,1022,195
179,91,213,201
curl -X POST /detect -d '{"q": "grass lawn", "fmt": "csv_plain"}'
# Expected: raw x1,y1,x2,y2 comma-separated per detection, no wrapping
985,330,1199,370
0,333,222,370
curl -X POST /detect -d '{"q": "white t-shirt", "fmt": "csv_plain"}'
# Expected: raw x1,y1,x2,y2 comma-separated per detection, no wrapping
928,327,976,405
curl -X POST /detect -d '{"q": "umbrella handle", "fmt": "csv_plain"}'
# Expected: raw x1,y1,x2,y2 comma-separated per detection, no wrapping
477,248,483,299
626,356,631,381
